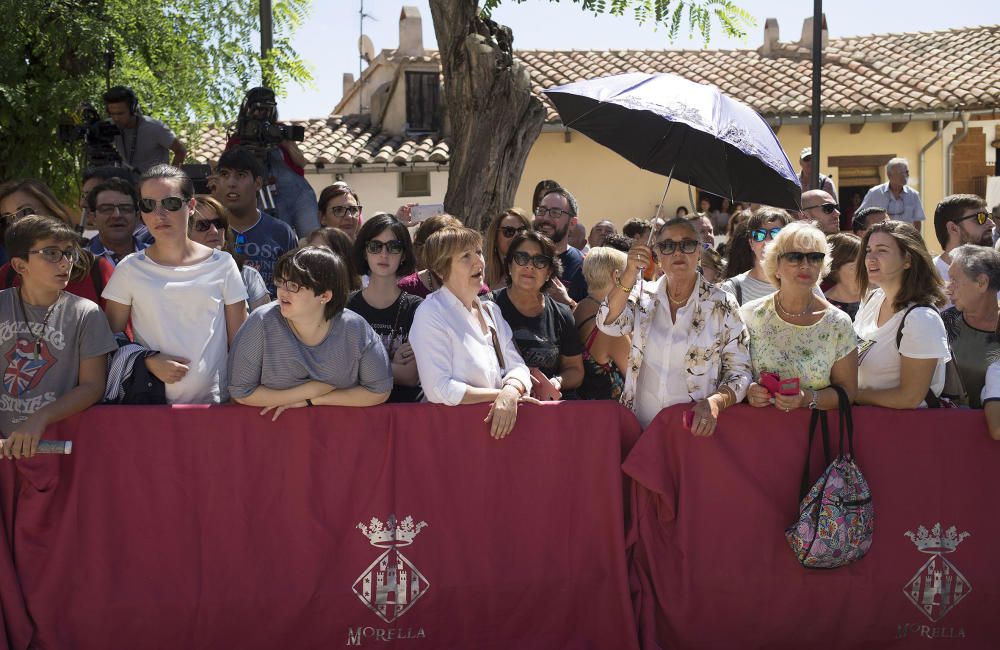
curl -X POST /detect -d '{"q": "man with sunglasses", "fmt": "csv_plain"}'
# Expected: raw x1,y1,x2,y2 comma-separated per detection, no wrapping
931,194,993,308
799,189,841,235
533,188,589,302
858,157,926,232
86,178,150,266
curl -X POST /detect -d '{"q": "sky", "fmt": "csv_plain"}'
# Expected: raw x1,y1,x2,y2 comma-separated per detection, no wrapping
280,0,999,119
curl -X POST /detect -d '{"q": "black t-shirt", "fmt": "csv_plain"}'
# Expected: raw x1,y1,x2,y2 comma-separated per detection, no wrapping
559,246,589,302
346,290,423,403
492,288,583,378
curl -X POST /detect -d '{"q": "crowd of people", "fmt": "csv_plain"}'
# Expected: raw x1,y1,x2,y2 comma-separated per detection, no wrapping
1,107,999,458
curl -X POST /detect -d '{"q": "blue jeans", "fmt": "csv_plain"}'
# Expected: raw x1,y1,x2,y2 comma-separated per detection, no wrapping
259,148,319,237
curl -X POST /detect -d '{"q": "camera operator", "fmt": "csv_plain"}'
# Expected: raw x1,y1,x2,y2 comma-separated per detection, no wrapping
103,86,187,174
225,87,319,237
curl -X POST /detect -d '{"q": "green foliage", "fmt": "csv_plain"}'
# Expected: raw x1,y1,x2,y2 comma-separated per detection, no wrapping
0,0,312,200
480,0,753,42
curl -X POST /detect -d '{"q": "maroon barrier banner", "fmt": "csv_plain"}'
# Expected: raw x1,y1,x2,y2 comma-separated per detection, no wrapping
625,404,1000,650
0,402,641,650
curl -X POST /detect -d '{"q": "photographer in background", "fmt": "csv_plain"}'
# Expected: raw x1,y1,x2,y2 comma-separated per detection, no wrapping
103,86,187,174
225,87,318,237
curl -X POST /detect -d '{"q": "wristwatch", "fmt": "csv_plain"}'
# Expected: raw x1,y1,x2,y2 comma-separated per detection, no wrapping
807,390,818,410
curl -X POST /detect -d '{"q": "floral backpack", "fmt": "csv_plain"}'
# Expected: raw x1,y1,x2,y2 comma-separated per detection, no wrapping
786,385,874,568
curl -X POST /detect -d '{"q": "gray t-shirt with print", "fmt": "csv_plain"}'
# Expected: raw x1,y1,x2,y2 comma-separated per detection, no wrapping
0,290,117,436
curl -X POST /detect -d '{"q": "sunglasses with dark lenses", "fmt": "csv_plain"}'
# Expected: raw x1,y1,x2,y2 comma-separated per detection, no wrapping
751,227,782,242
511,251,553,269
780,251,826,265
957,211,992,226
29,246,80,264
0,207,34,224
138,196,186,213
365,239,404,255
654,239,700,255
806,203,840,215
273,278,302,293
500,226,528,238
193,218,228,232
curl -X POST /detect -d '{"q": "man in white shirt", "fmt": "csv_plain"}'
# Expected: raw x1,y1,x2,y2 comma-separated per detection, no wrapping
931,194,992,289
859,158,925,231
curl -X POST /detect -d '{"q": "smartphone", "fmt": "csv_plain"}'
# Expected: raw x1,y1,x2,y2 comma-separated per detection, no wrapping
410,204,445,223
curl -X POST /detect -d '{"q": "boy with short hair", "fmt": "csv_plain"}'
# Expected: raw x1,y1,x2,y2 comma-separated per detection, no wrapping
0,216,116,458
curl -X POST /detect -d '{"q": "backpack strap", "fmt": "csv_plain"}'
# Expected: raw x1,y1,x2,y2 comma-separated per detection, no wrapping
729,275,744,305
828,384,854,459
895,304,941,408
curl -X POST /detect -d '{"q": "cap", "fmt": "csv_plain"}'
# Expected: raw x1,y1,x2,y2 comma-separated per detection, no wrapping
800,147,812,160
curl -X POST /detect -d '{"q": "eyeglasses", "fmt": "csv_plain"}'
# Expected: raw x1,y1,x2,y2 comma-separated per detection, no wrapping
804,203,840,214
28,246,80,264
654,239,700,255
95,203,137,217
500,226,528,238
365,239,404,255
138,196,186,213
0,207,35,224
780,251,826,265
511,251,553,269
328,205,362,218
193,218,227,232
751,227,782,242
956,211,992,226
274,278,303,293
534,206,572,219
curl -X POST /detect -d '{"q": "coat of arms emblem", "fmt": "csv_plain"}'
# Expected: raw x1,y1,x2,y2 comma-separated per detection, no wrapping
354,514,429,623
903,523,971,622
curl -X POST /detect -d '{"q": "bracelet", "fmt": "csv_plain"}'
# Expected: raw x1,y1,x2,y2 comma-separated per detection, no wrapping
615,278,634,294
305,398,314,407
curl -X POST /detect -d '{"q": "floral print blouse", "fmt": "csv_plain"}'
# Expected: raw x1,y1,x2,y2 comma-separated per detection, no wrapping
596,274,752,414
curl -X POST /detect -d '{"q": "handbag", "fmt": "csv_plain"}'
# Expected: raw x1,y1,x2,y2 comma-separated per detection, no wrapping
785,385,874,568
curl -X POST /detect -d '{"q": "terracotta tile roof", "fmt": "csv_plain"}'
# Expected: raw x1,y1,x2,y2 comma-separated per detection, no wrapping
191,25,998,166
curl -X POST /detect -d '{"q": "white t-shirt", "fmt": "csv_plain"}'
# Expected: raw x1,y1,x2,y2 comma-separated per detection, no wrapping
103,249,248,404
932,254,953,310
982,361,1000,405
854,290,950,402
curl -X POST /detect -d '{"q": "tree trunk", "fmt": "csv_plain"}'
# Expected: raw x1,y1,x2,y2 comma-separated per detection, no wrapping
429,0,546,231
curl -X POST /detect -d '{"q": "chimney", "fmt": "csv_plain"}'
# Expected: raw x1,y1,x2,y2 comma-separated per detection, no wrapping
800,14,829,49
761,18,779,55
343,73,355,99
398,6,424,57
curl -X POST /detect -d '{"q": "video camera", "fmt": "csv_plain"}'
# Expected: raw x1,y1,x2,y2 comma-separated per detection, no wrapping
58,104,123,167
238,119,305,147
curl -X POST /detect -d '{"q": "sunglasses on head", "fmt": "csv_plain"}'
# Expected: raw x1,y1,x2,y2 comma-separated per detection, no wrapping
29,246,80,264
806,203,839,215
500,225,528,238
193,218,227,232
138,196,186,213
0,206,34,224
957,211,992,226
511,251,553,269
780,251,825,265
751,227,782,242
365,239,404,255
654,239,700,255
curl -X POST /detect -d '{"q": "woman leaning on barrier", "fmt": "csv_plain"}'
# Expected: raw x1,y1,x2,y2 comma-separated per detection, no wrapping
597,217,751,433
410,226,538,439
228,246,392,419
741,222,858,413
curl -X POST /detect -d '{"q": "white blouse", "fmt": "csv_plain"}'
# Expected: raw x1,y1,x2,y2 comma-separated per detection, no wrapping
410,286,531,405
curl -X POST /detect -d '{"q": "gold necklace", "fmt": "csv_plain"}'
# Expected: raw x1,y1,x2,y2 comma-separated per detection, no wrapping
666,279,696,306
776,294,813,317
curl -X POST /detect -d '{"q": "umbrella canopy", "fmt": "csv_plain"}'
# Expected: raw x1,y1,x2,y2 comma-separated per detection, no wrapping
543,72,802,210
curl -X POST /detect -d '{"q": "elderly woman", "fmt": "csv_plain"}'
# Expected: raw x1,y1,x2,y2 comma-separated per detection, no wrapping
492,231,583,400
941,244,1000,408
410,227,536,439
854,221,950,408
721,207,792,305
228,246,392,418
823,232,863,320
575,246,629,401
741,222,858,412
597,217,751,432
484,208,531,290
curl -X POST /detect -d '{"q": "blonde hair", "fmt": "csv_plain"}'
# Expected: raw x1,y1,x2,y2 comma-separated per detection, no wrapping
422,227,483,284
583,246,627,295
761,221,831,287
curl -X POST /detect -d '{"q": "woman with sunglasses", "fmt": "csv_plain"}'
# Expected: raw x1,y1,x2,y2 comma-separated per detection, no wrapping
189,195,270,311
484,208,532,290
347,214,424,403
492,231,583,400
854,221,950,408
228,246,392,417
410,227,537,439
721,207,792,306
0,215,116,459
598,217,751,431
742,222,858,413
103,165,249,404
